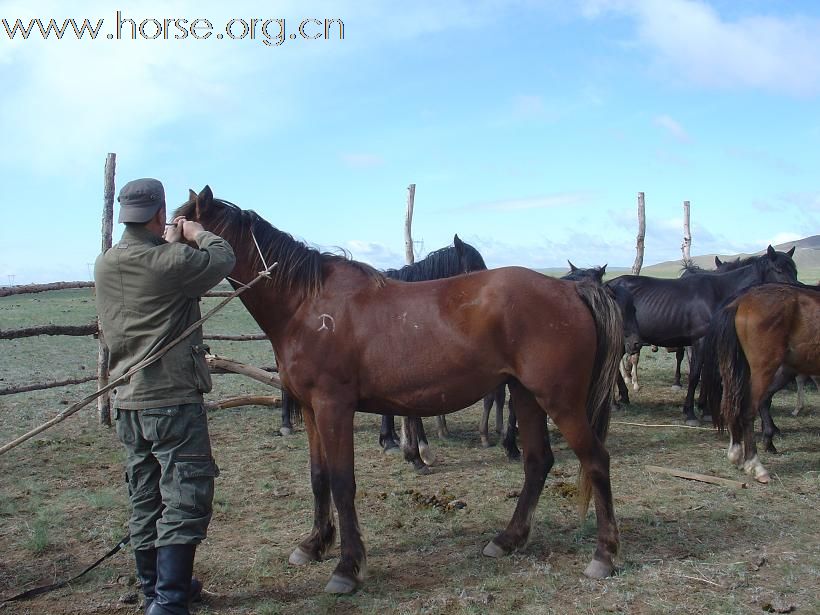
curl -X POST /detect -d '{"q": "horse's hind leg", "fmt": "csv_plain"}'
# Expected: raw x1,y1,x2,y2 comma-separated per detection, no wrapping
629,351,640,391
436,414,450,439
379,414,400,452
401,417,434,473
494,384,506,433
548,398,618,578
672,347,685,389
502,395,520,461
759,366,793,453
483,384,551,557
280,389,294,435
289,406,336,566
480,393,493,448
742,374,776,483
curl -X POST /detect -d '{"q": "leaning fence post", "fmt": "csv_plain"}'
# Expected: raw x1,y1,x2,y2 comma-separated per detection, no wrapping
97,153,115,426
404,184,416,265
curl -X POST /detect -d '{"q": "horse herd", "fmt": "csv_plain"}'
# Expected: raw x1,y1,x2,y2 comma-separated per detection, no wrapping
176,187,818,594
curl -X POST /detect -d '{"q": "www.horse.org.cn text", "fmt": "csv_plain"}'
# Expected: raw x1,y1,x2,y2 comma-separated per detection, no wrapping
0,11,345,47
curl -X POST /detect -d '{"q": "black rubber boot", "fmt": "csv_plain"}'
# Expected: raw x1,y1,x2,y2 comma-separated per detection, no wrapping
134,549,157,613
145,544,197,615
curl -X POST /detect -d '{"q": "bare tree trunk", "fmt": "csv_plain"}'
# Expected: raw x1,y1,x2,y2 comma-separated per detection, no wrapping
632,192,646,275
404,184,416,265
0,281,94,297
681,200,691,262
98,153,115,426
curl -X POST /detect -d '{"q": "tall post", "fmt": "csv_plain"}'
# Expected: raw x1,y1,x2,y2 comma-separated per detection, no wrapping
404,183,416,265
681,200,692,262
632,191,646,275
97,153,115,426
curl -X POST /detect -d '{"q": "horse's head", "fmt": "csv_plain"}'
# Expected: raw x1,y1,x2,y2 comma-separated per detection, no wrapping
764,245,798,283
453,234,487,273
562,262,607,284
611,285,642,354
176,185,216,228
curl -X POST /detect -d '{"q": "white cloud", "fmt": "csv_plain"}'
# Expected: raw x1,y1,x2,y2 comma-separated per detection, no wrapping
582,0,820,96
654,114,691,142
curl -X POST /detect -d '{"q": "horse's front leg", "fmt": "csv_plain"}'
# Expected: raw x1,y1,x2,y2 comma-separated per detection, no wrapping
629,352,640,391
314,402,367,593
682,342,703,426
289,406,336,566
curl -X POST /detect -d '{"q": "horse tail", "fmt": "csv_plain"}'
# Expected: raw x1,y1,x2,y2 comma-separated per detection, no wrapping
573,281,624,517
701,301,746,432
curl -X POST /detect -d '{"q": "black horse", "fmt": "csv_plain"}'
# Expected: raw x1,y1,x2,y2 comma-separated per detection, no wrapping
607,246,798,425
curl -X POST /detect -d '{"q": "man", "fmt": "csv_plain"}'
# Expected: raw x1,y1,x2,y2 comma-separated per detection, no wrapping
94,178,235,615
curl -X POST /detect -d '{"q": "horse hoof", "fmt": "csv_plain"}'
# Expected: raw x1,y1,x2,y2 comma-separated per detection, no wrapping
324,573,359,594
415,464,433,476
288,546,315,566
584,559,613,579
480,439,491,449
482,540,507,558
671,385,682,391
755,472,770,484
684,419,699,427
280,427,292,436
701,414,712,423
632,384,640,392
382,445,400,454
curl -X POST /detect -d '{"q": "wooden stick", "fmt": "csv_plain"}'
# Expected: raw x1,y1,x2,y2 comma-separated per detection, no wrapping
205,355,282,389
612,420,713,431
98,152,116,426
0,281,94,297
632,191,646,275
645,465,747,489
205,395,280,411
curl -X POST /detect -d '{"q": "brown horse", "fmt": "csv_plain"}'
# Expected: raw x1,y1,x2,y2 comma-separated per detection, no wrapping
701,283,820,483
176,186,624,592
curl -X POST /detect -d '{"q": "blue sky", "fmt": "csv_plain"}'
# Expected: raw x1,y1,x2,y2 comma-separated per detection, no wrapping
1,0,819,284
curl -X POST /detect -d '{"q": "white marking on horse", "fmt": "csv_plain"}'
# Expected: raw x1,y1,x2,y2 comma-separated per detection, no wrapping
317,313,336,332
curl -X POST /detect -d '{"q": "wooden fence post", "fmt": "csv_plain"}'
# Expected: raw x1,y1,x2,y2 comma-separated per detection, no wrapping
681,200,691,262
404,184,416,265
632,192,646,275
98,153,115,426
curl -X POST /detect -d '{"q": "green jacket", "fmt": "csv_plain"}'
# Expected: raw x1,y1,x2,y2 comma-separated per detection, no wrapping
94,226,236,409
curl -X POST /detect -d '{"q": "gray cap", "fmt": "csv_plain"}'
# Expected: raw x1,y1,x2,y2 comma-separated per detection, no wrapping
118,178,165,223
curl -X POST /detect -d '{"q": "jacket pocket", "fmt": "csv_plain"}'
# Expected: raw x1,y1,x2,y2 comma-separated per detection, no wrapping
191,344,213,394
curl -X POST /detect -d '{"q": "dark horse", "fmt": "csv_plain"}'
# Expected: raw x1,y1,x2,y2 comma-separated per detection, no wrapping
177,186,624,592
701,283,820,482
607,247,798,425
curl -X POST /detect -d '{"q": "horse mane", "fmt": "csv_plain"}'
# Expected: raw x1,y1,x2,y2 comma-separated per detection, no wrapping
173,197,384,298
383,241,486,282
679,259,706,276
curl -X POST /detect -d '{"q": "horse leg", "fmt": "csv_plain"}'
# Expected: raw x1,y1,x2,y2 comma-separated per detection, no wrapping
401,417,433,473
615,371,630,406
289,406,336,566
672,347,685,389
682,341,704,426
620,354,631,386
794,374,807,416
547,392,619,578
436,414,450,439
378,415,400,453
502,395,520,461
742,371,778,484
313,403,367,593
759,366,793,453
495,384,506,434
629,352,640,391
280,389,293,436
480,393,493,448
483,384,551,557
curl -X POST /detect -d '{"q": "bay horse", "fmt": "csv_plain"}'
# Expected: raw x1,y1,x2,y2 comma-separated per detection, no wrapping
607,248,798,425
177,186,624,592
700,283,820,482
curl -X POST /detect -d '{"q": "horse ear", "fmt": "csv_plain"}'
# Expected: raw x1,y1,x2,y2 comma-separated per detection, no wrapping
188,189,197,201
194,185,213,221
787,246,796,257
767,245,776,259
715,256,722,267
601,264,607,275
568,260,578,272
453,234,463,248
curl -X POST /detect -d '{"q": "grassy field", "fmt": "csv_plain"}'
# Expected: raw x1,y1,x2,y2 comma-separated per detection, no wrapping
0,289,818,614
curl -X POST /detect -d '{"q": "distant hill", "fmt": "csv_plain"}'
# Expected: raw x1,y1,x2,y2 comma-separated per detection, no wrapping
642,235,820,281
538,235,820,282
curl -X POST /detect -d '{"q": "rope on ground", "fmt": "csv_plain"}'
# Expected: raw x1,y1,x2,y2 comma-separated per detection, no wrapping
611,420,714,431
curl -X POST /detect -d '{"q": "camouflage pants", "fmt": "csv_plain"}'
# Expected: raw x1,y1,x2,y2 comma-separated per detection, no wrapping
115,404,219,550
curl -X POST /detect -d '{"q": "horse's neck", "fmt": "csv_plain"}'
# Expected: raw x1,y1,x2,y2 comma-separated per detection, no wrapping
712,265,762,297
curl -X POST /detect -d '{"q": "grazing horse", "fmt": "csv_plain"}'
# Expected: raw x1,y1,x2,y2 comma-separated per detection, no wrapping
176,186,625,592
607,248,798,425
700,283,820,482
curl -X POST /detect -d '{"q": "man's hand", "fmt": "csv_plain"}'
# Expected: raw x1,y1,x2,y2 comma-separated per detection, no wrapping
164,216,206,243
